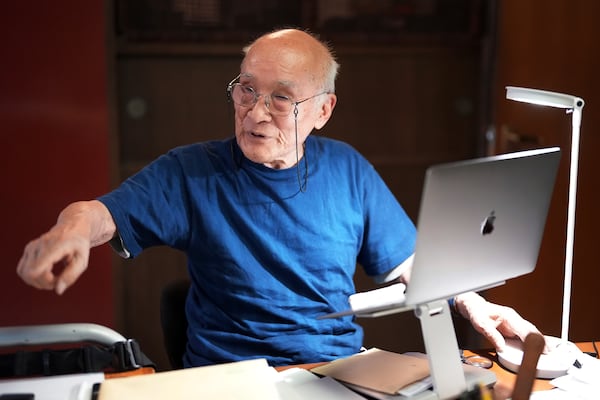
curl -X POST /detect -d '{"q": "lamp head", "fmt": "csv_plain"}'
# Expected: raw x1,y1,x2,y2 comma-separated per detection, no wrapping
506,86,584,110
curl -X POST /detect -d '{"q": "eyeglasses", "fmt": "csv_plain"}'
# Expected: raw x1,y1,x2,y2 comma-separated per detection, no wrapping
226,75,328,117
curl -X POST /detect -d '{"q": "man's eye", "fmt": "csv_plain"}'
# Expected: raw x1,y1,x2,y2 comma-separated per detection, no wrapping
240,86,255,95
272,94,291,102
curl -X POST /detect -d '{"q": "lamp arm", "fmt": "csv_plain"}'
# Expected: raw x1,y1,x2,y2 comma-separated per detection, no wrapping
561,104,583,343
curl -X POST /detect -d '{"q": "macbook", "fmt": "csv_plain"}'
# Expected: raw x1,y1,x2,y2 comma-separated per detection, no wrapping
322,147,561,319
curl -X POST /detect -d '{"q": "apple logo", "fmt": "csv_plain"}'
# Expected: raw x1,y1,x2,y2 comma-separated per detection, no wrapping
481,211,496,235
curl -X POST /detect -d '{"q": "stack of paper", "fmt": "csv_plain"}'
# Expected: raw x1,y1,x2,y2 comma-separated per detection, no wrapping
97,359,279,400
275,368,365,399
96,358,368,400
311,348,432,398
547,351,600,400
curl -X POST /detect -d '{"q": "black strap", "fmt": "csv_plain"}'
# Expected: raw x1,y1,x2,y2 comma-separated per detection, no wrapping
0,339,154,378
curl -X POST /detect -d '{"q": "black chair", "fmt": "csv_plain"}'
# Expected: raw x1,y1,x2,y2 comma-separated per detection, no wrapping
160,279,190,370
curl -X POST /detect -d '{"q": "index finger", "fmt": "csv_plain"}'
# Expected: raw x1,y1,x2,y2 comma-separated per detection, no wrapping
16,238,59,290
17,235,89,294
52,245,90,295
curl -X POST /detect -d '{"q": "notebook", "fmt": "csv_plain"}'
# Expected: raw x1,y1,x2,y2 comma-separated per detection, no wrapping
322,147,561,319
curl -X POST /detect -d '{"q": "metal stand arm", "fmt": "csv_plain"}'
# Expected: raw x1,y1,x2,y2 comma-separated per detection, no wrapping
416,300,467,399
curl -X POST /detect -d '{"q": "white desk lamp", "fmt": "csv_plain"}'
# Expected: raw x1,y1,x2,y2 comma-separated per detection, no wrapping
498,86,585,378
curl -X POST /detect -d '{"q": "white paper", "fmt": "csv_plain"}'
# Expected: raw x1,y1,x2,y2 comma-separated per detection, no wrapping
97,359,281,400
348,283,407,313
275,368,365,400
547,352,600,400
530,389,575,399
0,372,104,400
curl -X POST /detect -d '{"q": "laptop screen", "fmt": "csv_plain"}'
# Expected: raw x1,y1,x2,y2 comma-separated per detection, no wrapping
405,147,561,306
319,147,561,319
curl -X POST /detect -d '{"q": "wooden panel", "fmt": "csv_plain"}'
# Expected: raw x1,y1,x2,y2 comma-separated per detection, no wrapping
117,55,241,167
326,47,480,160
488,0,600,342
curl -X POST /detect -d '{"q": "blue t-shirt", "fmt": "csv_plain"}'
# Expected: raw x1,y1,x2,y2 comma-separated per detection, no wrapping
98,136,416,367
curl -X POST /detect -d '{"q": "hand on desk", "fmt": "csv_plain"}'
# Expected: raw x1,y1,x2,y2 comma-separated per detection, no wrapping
455,292,549,353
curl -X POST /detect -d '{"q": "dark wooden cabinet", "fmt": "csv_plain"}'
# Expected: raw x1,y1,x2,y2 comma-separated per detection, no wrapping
115,0,484,45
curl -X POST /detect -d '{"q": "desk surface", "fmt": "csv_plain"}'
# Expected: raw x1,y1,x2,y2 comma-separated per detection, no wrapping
277,342,598,400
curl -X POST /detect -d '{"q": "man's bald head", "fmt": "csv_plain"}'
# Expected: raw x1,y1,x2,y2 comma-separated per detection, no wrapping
242,29,339,93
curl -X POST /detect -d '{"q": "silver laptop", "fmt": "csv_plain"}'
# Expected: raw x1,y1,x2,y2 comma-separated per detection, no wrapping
322,147,561,319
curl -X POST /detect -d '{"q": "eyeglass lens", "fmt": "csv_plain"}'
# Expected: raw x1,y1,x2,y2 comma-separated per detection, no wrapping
230,84,292,116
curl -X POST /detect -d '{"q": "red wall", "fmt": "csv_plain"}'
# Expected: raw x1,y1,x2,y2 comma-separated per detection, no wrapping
0,2,114,327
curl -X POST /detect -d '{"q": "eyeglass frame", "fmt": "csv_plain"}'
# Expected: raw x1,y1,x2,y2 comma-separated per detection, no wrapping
226,74,329,118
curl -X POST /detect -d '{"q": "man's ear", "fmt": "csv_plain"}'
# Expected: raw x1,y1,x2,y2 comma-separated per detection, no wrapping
314,93,337,130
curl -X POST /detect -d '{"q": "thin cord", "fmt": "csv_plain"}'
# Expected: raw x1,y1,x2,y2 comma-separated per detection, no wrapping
294,105,308,193
227,93,243,171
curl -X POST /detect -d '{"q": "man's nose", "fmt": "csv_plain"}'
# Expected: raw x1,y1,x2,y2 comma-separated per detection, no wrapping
247,94,272,120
